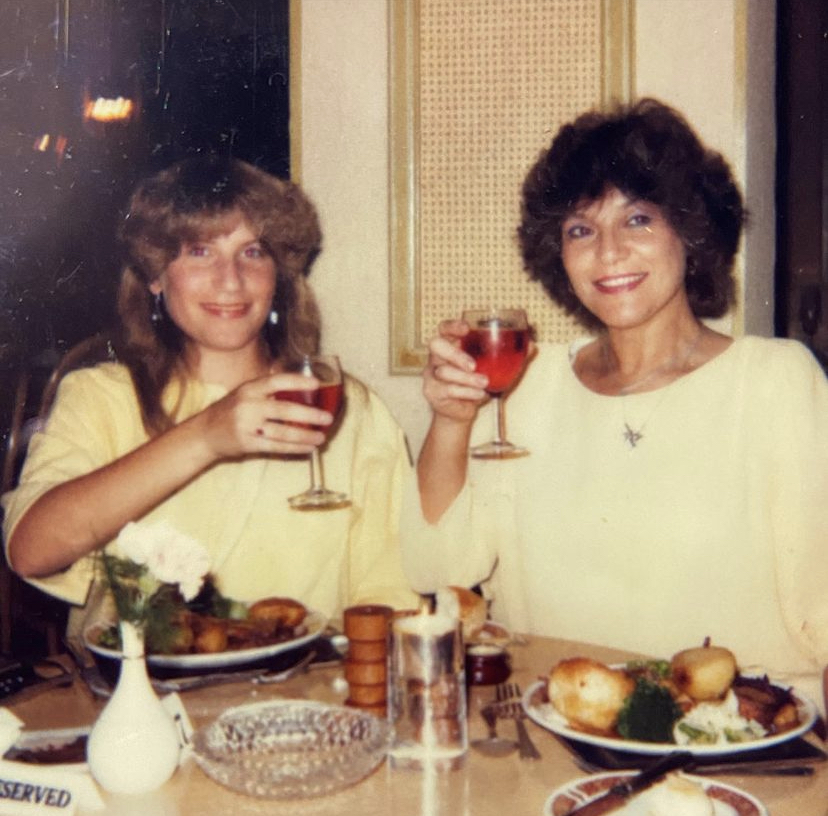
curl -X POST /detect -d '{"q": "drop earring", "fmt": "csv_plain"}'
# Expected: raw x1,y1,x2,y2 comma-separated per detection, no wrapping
151,292,163,324
268,308,279,326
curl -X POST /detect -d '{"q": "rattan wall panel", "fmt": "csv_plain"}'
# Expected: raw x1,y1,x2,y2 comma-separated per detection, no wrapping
390,0,633,370
418,0,601,343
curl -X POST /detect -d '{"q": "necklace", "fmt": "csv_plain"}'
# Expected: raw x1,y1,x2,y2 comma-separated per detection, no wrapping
609,329,704,448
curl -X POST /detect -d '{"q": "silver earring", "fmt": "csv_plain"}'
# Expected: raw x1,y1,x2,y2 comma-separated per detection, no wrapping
268,308,279,326
151,292,163,324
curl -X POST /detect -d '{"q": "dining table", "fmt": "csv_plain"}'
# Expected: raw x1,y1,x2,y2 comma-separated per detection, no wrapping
6,634,827,816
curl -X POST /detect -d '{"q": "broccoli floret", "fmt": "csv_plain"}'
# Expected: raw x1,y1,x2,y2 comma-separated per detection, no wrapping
616,678,683,742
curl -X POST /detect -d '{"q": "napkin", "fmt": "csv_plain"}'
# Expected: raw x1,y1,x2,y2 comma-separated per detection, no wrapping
161,692,194,762
0,709,23,755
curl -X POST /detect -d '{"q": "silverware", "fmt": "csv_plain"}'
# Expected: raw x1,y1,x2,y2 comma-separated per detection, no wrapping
153,650,317,693
471,704,518,758
572,752,818,778
690,762,815,777
491,682,541,760
566,751,695,816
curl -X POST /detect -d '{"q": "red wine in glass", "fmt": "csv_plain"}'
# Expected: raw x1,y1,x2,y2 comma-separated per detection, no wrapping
461,308,530,459
275,383,343,436
276,354,350,509
461,325,529,395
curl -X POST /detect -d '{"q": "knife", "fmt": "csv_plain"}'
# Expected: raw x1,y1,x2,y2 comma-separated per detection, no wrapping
566,751,695,816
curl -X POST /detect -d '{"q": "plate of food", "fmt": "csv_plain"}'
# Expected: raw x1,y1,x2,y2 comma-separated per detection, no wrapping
3,727,90,771
544,770,766,816
84,592,326,672
523,643,818,757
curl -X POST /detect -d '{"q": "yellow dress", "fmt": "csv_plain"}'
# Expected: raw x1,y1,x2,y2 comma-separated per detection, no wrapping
3,363,419,621
401,337,828,701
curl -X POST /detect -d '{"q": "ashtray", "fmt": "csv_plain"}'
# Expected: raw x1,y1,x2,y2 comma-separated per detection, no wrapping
192,699,389,799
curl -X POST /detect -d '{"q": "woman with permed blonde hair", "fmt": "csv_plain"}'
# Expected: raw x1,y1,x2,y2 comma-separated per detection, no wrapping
4,156,417,623
402,99,828,707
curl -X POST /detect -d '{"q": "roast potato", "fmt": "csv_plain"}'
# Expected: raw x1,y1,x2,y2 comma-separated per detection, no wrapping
548,657,635,734
670,645,736,702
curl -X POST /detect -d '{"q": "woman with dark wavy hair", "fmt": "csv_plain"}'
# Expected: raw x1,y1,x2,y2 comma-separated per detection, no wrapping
402,99,828,705
4,156,417,622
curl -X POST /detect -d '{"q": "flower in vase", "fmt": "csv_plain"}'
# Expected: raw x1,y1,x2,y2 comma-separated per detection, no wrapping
102,521,211,628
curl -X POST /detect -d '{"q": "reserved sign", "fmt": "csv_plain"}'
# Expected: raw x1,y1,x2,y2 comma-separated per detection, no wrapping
0,778,71,808
0,761,104,814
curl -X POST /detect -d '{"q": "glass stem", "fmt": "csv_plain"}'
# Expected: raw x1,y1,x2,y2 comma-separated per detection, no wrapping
493,395,506,446
308,448,324,492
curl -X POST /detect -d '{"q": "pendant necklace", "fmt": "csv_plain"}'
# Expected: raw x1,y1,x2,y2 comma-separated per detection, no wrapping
609,329,704,449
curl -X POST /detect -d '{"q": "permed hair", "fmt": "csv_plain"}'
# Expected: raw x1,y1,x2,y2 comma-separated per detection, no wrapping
517,98,746,330
116,155,322,434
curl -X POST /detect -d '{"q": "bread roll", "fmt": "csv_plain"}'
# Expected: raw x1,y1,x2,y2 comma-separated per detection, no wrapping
547,657,635,734
247,597,307,629
435,586,487,640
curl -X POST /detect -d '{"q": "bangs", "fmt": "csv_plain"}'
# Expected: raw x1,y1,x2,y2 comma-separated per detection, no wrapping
171,209,263,246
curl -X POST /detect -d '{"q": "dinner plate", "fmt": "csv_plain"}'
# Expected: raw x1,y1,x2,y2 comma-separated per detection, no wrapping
84,609,326,670
544,771,767,816
522,678,818,757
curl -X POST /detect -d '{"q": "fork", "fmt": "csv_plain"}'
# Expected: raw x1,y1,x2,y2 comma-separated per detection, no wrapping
493,682,541,759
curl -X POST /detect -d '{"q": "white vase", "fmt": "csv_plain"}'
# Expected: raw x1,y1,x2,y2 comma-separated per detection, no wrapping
87,620,181,795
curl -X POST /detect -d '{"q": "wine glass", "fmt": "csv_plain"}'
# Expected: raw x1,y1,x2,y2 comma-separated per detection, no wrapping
275,354,350,509
460,308,530,459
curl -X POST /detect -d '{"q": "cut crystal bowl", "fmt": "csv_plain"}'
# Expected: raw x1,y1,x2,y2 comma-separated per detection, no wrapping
192,699,389,799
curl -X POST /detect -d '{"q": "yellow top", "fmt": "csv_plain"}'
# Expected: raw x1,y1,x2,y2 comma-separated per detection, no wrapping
3,363,418,620
402,337,828,699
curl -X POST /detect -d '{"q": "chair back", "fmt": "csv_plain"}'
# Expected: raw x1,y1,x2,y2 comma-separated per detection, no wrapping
2,370,34,495
1,333,116,657
37,333,117,418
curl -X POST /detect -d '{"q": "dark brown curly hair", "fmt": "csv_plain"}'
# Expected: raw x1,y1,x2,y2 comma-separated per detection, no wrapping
116,155,322,434
518,98,746,331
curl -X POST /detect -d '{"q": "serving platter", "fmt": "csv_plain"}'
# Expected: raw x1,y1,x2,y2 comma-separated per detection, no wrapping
522,678,818,757
544,771,766,816
84,609,326,671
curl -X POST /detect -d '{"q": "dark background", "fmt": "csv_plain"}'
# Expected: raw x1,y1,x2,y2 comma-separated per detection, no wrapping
0,0,290,422
0,0,290,658
775,0,827,371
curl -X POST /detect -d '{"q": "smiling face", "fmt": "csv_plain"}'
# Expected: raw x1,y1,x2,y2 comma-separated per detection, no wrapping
149,215,277,364
561,187,691,331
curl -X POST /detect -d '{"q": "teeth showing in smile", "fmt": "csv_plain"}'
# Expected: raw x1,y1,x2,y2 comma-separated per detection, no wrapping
204,304,248,317
595,273,646,291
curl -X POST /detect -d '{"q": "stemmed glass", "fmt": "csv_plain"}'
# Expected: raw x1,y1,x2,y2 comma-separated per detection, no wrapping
276,354,350,509
460,308,530,459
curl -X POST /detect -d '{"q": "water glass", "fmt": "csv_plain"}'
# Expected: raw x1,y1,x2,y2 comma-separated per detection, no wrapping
388,612,467,771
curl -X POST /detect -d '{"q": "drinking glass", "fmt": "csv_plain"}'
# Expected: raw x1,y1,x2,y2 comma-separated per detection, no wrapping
460,308,529,459
388,611,468,770
275,354,350,509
